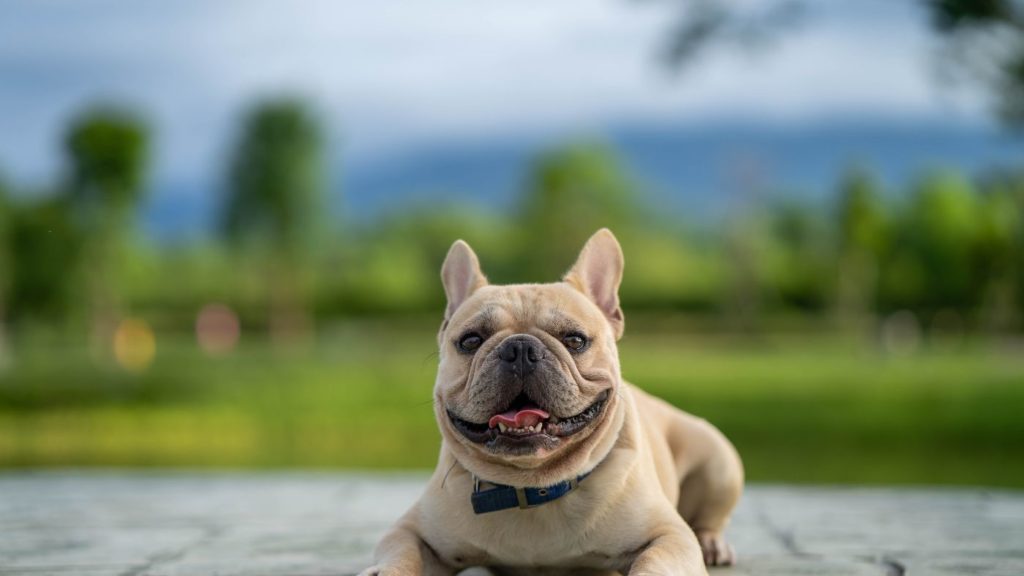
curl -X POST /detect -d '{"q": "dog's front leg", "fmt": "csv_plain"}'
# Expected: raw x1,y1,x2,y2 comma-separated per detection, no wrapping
360,519,454,576
627,522,708,576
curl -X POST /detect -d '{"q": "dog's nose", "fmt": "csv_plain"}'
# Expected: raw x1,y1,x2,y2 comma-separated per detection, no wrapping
498,335,540,376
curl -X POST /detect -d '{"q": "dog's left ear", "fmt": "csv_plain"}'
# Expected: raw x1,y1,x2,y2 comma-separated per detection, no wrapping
564,228,625,339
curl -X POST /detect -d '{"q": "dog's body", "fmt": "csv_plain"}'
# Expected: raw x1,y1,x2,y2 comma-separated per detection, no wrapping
363,230,742,576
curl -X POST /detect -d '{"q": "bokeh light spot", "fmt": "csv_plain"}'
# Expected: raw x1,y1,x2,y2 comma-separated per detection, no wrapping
196,303,241,356
113,318,156,372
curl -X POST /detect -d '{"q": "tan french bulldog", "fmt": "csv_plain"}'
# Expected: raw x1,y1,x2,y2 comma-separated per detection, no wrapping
362,229,743,576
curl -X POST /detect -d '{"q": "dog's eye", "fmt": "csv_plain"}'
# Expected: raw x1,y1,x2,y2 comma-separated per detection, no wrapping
562,333,588,352
457,332,484,353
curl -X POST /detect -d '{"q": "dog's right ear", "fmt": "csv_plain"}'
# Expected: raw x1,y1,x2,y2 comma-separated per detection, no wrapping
441,240,488,321
564,228,625,339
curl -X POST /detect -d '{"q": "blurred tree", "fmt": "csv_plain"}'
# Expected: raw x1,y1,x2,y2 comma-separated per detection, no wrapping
975,170,1024,330
334,207,516,315
66,109,148,216
655,1,1024,126
0,178,8,351
655,0,805,70
928,0,1024,125
223,98,324,342
64,106,149,351
723,212,764,330
519,143,640,280
7,197,83,328
768,202,832,311
836,168,887,326
882,172,982,317
653,1,1024,329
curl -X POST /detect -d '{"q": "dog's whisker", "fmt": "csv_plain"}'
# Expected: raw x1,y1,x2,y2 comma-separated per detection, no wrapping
421,351,439,367
440,460,459,490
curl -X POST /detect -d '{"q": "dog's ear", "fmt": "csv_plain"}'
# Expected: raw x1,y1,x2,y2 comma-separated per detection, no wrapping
441,239,488,321
564,228,625,339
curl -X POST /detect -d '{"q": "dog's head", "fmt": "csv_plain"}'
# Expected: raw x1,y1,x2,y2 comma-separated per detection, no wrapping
434,229,627,486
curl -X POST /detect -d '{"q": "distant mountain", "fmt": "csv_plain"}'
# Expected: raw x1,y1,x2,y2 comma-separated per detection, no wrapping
144,118,1024,240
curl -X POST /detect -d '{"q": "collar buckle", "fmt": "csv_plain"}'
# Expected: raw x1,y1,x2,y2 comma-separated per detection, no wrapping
515,487,529,509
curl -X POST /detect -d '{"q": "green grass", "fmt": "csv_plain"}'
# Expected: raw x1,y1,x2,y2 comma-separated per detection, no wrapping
1,322,1023,488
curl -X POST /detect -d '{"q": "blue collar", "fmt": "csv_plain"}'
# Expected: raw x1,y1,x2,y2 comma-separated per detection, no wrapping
470,471,592,514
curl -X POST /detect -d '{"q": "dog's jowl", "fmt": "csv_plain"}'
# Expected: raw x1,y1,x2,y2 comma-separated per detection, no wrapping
362,229,743,576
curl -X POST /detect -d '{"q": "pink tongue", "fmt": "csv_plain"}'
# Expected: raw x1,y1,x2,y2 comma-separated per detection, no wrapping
488,406,550,429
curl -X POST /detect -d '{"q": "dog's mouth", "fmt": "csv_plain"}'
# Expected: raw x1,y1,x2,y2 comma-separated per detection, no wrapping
447,389,610,447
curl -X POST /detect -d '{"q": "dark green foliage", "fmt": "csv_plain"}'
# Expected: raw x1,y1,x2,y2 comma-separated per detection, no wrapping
976,170,1024,326
837,168,887,256
519,142,640,280
62,105,151,344
769,203,832,310
65,107,149,221
6,198,82,324
929,0,1018,31
903,173,982,311
223,98,323,254
834,169,888,322
304,208,505,317
220,98,325,338
0,178,9,298
7,136,1024,335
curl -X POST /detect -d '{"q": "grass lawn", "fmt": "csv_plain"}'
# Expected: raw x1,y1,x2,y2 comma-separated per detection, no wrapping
1,320,1022,488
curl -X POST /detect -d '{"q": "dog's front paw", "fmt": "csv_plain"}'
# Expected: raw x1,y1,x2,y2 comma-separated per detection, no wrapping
696,531,735,567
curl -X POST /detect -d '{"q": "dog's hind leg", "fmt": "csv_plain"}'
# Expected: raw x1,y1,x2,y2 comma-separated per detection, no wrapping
668,413,744,567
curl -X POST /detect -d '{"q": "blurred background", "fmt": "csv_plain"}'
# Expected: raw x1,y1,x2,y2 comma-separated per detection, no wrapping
1,0,1023,487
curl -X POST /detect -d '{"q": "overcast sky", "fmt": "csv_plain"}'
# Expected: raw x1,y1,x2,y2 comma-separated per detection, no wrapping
0,0,989,194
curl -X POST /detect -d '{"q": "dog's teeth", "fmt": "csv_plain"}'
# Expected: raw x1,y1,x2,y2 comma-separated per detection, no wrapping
498,423,507,433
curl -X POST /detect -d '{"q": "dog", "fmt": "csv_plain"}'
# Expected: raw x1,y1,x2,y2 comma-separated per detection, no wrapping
361,229,743,576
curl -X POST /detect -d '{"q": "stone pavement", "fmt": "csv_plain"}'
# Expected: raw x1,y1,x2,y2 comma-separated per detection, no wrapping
1,472,1022,575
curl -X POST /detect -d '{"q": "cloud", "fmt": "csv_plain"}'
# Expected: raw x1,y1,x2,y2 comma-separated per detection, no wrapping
0,0,988,192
